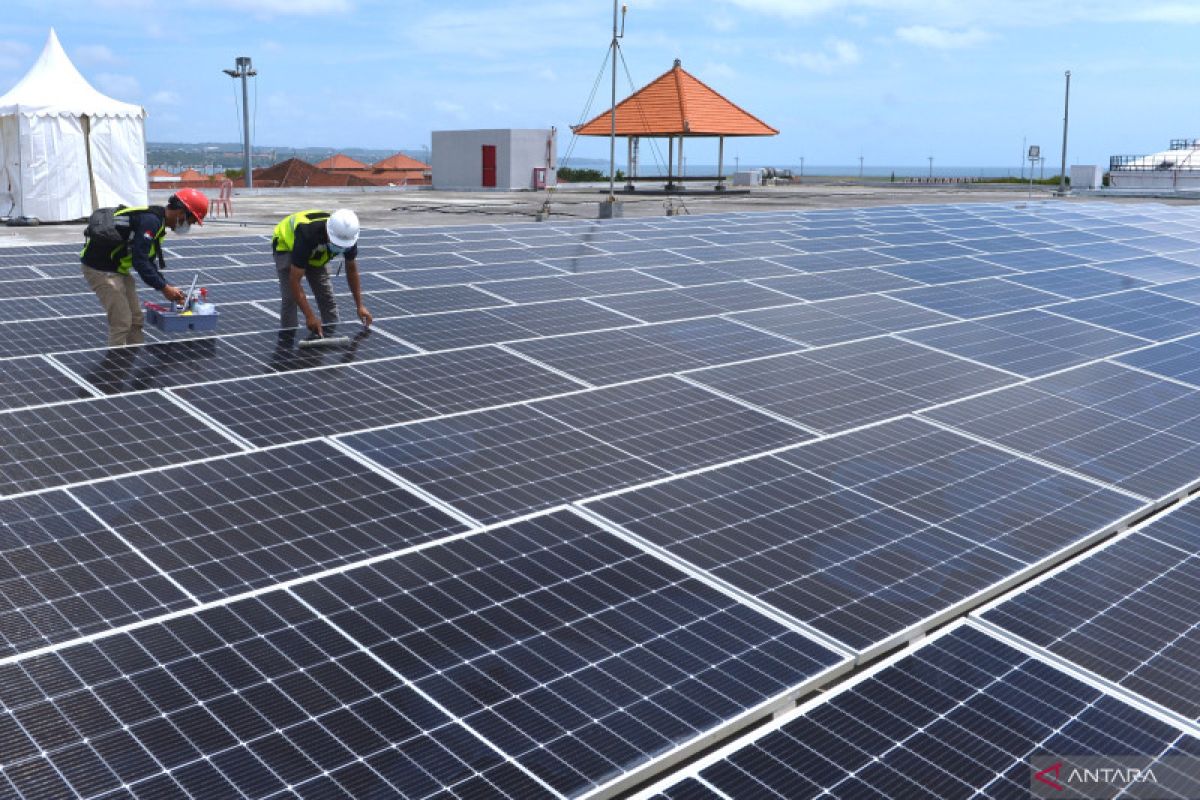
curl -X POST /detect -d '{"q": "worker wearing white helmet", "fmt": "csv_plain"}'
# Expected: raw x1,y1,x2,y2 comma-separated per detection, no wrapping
271,208,372,337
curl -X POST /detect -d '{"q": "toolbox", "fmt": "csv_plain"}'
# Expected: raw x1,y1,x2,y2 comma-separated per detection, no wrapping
143,303,219,333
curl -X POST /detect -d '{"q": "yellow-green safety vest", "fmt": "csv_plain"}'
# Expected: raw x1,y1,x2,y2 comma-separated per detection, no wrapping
273,210,334,269
80,206,166,274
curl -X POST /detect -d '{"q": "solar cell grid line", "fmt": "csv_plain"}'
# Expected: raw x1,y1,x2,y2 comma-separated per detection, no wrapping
291,508,849,798
877,254,1017,284
0,355,95,410
0,490,196,659
727,296,951,348
898,309,1149,378
170,359,430,448
582,410,1145,645
0,590,553,800
1117,333,1200,387
920,362,1200,501
753,268,925,302
634,622,1200,800
1002,265,1152,298
766,249,903,272
0,392,246,497
48,337,273,394
976,498,1200,730
69,439,471,603
1047,289,1200,341
686,337,1018,433
970,247,1093,272
485,298,635,338
886,277,1065,319
337,404,668,526
1150,276,1200,304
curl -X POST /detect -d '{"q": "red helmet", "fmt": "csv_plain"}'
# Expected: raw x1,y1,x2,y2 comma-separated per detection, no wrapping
172,188,209,225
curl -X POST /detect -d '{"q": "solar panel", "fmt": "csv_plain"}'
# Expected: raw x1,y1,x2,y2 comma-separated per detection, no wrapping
888,277,1062,318
0,592,549,798
340,377,812,523
507,318,797,385
971,248,1090,271
591,283,792,323
1003,265,1151,297
730,295,954,346
878,255,1015,284
755,268,923,301
1117,332,1200,386
643,624,1200,799
899,309,1147,376
484,271,672,303
292,509,847,796
981,498,1200,723
1050,289,1200,341
924,360,1200,500
583,415,1134,655
0,356,93,410
688,338,1015,432
71,440,468,602
0,393,244,496
174,347,583,447
0,490,195,657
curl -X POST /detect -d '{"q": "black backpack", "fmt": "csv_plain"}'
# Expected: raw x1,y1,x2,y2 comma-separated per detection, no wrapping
84,205,131,246
84,206,166,271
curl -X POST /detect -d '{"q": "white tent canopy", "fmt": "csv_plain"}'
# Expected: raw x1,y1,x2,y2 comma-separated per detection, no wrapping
0,29,147,222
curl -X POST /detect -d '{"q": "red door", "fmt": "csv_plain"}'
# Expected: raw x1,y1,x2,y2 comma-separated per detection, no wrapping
481,145,497,187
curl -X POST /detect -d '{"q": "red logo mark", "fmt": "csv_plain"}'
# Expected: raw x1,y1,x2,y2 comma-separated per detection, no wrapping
1035,762,1064,791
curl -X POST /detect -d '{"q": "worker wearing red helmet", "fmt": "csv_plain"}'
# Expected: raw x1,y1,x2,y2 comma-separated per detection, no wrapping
80,188,209,346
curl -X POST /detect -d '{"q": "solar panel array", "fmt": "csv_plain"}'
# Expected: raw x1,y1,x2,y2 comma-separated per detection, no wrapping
2,200,1200,797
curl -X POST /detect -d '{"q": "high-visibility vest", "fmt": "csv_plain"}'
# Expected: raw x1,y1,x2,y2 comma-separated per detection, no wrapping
81,206,166,274
273,210,333,268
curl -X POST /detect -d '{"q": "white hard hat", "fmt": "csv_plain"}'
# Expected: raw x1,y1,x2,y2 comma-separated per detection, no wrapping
327,209,360,248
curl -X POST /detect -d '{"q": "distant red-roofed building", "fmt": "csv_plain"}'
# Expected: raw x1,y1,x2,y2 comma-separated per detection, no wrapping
315,153,370,172
367,152,430,186
249,157,377,188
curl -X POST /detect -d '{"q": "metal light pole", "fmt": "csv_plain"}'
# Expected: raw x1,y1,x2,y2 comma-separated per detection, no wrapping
858,155,864,178
799,156,804,178
607,2,626,202
1059,70,1071,195
223,56,257,188
928,156,933,178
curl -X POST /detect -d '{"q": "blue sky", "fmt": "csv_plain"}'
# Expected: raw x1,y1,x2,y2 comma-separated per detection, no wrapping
3,0,1199,171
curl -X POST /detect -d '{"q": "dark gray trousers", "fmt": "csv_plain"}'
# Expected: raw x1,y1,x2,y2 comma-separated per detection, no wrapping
274,250,339,329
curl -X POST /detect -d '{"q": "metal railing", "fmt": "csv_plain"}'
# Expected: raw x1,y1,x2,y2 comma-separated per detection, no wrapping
1111,138,1200,171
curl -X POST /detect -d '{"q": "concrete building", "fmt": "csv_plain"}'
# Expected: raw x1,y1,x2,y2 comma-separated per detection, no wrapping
432,129,556,191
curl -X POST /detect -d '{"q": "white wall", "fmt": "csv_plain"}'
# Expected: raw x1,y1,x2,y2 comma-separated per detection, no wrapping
432,129,555,190
1109,171,1200,190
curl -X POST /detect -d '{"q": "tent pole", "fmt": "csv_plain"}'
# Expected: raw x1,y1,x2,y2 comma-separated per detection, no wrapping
626,137,633,191
82,115,99,212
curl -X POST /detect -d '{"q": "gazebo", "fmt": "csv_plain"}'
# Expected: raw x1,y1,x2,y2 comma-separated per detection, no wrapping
572,59,777,191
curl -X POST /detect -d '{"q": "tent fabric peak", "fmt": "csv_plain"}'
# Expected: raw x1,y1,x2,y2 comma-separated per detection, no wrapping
0,29,144,118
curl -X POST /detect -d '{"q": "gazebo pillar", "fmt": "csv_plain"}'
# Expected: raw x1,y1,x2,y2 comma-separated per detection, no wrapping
666,135,674,190
626,137,635,191
717,136,725,192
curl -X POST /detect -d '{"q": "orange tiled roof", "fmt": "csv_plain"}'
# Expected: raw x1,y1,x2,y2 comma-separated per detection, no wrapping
148,168,174,178
573,59,777,137
178,168,207,181
373,152,429,171
315,153,370,170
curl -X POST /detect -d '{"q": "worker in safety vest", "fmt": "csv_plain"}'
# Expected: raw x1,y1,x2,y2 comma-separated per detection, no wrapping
271,209,372,337
80,188,208,347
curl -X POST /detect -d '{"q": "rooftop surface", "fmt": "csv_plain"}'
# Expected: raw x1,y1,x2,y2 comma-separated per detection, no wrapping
1,189,1199,798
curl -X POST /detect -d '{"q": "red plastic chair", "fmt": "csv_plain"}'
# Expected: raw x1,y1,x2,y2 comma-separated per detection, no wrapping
212,179,233,217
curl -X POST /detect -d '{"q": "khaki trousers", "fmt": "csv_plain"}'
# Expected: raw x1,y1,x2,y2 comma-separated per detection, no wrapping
82,265,145,347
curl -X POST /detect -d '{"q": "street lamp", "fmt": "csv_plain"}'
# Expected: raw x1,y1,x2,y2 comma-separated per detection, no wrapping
222,56,257,188
928,156,933,179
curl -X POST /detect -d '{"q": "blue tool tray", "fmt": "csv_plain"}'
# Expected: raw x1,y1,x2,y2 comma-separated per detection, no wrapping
144,306,219,333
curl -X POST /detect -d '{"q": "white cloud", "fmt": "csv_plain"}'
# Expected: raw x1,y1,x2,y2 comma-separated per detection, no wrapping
94,72,141,99
701,62,737,81
776,39,861,73
149,90,181,106
73,44,119,66
434,100,468,120
0,40,31,72
407,3,595,58
206,0,352,15
896,25,992,49
719,0,1200,26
